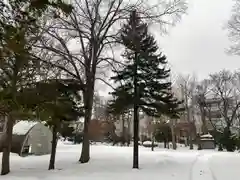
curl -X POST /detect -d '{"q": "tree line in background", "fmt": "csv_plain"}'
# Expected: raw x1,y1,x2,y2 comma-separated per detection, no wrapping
105,68,240,153
174,69,240,152
0,0,187,175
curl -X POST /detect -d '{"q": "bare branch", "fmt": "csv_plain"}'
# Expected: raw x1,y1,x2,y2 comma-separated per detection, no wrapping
226,0,240,55
95,77,116,90
209,69,240,128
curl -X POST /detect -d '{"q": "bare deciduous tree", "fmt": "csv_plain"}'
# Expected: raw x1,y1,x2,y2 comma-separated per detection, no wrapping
227,0,240,55
209,70,240,132
176,74,197,149
195,79,211,134
169,73,181,150
36,0,187,163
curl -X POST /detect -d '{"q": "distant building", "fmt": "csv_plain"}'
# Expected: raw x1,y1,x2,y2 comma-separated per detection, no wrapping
114,112,152,140
93,95,108,120
193,96,240,134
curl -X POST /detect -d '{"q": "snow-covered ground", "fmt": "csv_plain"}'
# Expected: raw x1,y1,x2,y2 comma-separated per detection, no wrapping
0,142,240,180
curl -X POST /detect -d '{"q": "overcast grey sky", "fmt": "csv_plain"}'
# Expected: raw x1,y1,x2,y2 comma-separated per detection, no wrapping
161,0,238,79
99,0,239,97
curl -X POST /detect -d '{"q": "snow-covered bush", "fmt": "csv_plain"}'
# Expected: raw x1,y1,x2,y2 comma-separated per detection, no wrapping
142,141,158,148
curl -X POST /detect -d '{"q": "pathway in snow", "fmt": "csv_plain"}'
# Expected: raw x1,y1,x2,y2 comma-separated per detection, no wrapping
189,152,218,180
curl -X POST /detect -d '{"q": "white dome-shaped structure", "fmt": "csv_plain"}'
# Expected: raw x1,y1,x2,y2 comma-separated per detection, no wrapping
0,121,53,156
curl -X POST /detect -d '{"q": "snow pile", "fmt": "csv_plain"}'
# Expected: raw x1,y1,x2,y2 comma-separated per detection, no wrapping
142,141,152,145
201,133,213,138
62,140,74,145
142,141,158,147
12,121,38,135
200,133,214,141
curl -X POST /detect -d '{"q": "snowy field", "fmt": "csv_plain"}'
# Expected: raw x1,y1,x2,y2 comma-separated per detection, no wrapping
0,142,240,180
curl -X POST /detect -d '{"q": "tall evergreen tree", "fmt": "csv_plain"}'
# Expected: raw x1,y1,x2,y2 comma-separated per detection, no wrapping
110,10,182,169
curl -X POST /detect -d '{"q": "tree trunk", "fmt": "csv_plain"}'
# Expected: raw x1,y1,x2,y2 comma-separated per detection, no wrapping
200,105,208,134
133,22,139,168
1,115,14,175
182,82,193,149
79,111,91,163
127,112,131,146
167,138,170,149
121,114,125,146
188,123,194,150
151,131,155,151
79,89,94,163
189,132,193,150
184,136,188,147
164,138,167,148
197,134,202,150
133,102,139,168
187,126,193,149
170,120,177,150
49,124,58,170
186,107,193,150
133,62,139,168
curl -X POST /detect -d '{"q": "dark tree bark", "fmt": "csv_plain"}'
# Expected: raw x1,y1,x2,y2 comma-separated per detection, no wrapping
133,41,139,168
121,114,125,146
133,102,139,168
200,105,208,134
49,124,58,170
167,138,170,149
1,115,14,175
127,112,131,147
188,123,194,150
79,86,94,163
171,121,177,150
164,139,167,148
189,132,193,150
151,133,155,151
79,115,90,163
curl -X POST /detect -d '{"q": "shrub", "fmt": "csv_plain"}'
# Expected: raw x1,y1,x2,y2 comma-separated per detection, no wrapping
74,133,83,144
221,128,236,152
142,141,158,148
